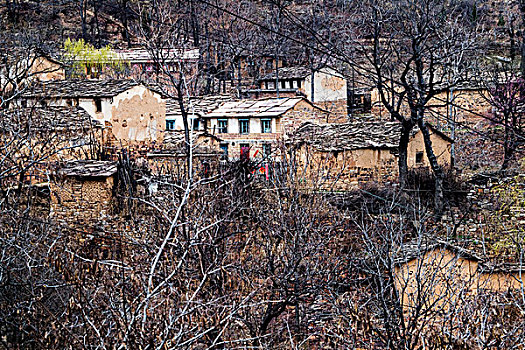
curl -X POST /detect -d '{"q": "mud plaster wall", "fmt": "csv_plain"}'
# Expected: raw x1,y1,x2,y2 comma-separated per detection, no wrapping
294,132,451,190
295,146,399,190
394,249,524,312
281,100,332,132
30,57,65,81
50,176,114,228
110,86,166,144
408,130,452,168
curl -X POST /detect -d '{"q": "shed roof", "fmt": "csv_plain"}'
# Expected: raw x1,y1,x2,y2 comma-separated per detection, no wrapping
57,160,118,177
21,79,144,98
0,106,103,132
204,97,314,118
292,119,452,152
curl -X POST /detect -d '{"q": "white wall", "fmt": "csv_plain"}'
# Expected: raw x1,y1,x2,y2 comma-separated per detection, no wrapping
304,68,347,102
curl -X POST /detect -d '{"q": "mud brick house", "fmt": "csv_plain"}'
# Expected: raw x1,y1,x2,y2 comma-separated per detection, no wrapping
0,106,103,186
204,97,330,160
19,79,166,146
50,160,118,228
165,95,232,132
290,120,452,189
392,239,524,312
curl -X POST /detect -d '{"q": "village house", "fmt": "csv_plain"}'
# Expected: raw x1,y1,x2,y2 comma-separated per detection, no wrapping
204,97,330,160
19,79,166,146
392,239,524,312
290,120,453,190
0,106,103,186
165,95,233,132
247,66,349,120
49,160,117,228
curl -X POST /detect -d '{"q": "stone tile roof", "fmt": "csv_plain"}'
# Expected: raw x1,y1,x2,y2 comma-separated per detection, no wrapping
392,239,482,266
21,79,141,98
292,120,405,151
205,97,306,118
0,106,103,132
114,48,200,63
166,95,233,120
57,160,118,177
260,66,311,81
292,119,453,151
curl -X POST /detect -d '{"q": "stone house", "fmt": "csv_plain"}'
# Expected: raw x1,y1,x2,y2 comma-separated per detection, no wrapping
19,79,166,146
290,120,453,189
0,106,103,186
165,95,232,132
393,240,524,312
204,97,330,160
249,66,348,119
50,160,117,228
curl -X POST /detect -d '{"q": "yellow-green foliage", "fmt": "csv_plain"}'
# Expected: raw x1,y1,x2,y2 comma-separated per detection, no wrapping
63,38,125,77
487,172,525,255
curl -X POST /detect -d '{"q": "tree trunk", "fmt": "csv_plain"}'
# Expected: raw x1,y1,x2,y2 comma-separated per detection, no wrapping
417,118,445,219
398,121,411,188
520,0,525,76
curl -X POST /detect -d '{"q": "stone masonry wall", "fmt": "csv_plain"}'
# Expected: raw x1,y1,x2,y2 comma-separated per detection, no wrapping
50,176,115,228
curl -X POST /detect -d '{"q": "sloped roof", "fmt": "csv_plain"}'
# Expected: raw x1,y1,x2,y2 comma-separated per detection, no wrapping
21,79,142,98
292,120,404,151
205,97,309,118
392,239,482,266
0,106,103,132
166,95,233,120
115,48,200,63
57,160,118,177
292,120,452,152
260,66,311,81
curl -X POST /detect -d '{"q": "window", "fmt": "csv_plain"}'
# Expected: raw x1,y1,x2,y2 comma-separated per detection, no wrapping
297,79,302,88
281,80,286,89
21,100,27,108
218,119,228,133
192,118,200,131
261,119,272,133
220,143,229,159
95,98,102,113
239,119,249,134
166,120,176,130
416,151,424,164
240,143,250,160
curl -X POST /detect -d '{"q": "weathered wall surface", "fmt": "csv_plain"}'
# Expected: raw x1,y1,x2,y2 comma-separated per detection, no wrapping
408,130,452,168
294,146,399,190
110,86,166,144
30,57,65,81
50,175,114,228
305,69,347,103
293,130,451,190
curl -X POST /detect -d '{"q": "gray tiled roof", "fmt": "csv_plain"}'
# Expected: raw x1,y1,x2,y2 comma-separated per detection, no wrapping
57,160,118,177
205,97,305,118
166,95,233,119
21,79,141,98
260,66,312,81
292,120,408,151
0,106,103,131
392,239,482,266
